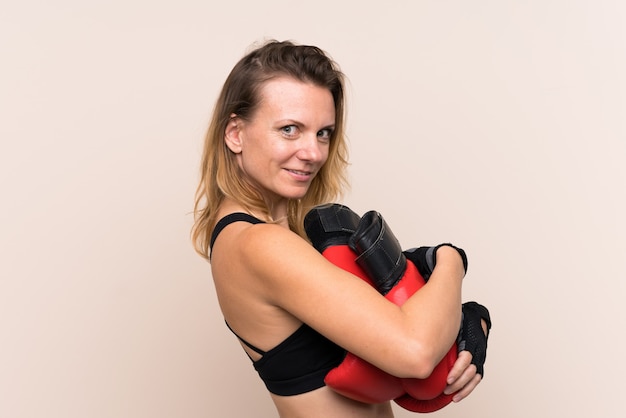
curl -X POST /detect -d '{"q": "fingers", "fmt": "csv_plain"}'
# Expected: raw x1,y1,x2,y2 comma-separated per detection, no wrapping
441,310,490,404
444,351,482,402
451,373,482,403
445,350,472,385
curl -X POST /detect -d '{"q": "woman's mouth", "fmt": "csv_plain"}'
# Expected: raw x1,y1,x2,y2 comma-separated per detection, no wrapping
286,168,314,181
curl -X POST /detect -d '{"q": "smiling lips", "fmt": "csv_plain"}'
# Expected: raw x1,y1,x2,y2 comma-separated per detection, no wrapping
286,168,314,180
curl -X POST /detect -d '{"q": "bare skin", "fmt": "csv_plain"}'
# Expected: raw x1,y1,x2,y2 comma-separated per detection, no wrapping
211,77,483,417
270,388,394,418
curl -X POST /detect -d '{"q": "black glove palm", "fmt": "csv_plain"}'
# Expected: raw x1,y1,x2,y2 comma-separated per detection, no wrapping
458,301,492,377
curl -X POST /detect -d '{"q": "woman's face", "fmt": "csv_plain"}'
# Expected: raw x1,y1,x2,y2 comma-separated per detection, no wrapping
226,76,335,209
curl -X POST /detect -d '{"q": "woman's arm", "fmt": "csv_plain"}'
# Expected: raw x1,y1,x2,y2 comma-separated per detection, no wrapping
395,245,464,373
230,223,464,379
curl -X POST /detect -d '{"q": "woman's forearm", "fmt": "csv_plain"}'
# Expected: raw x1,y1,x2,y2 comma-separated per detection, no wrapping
400,245,464,368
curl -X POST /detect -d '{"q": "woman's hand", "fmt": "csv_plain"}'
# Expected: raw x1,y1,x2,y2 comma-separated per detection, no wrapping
444,315,490,402
443,351,482,402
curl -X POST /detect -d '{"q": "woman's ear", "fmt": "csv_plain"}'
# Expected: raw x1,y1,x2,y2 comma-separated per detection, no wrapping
224,114,243,154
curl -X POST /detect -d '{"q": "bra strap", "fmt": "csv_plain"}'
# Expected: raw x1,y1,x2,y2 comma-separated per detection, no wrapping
225,321,266,356
210,212,264,255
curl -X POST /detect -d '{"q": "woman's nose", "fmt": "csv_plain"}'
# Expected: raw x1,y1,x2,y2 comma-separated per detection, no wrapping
297,135,325,162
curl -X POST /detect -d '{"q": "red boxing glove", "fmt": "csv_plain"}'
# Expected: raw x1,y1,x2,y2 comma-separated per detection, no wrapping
304,204,405,403
348,210,457,412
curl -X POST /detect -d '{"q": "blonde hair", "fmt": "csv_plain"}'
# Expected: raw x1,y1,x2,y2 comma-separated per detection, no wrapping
191,40,349,260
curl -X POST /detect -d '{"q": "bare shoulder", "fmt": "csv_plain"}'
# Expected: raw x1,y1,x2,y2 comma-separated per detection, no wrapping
211,220,351,329
211,220,327,289
234,222,335,290
239,223,321,264
212,219,356,306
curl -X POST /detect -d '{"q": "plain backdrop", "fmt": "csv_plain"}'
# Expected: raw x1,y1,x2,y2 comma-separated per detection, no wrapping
1,1,625,417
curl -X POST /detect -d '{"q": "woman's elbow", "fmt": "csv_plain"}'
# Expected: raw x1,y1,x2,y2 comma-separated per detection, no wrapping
391,343,441,379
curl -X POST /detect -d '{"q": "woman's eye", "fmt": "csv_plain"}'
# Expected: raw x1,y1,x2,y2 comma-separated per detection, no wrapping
317,128,333,141
281,125,298,136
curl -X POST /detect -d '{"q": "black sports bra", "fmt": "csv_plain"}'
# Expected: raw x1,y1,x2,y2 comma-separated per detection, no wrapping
210,213,346,396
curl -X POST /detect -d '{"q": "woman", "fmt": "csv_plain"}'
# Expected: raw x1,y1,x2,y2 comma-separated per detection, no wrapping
192,40,488,417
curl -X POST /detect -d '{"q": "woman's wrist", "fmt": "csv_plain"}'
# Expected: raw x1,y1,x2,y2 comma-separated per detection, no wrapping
435,245,466,278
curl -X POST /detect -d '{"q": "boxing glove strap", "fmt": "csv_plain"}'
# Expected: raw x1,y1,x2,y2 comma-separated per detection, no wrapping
349,211,407,295
304,204,361,253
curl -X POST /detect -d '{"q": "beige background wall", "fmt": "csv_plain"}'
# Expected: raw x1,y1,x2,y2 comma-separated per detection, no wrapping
2,1,625,417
